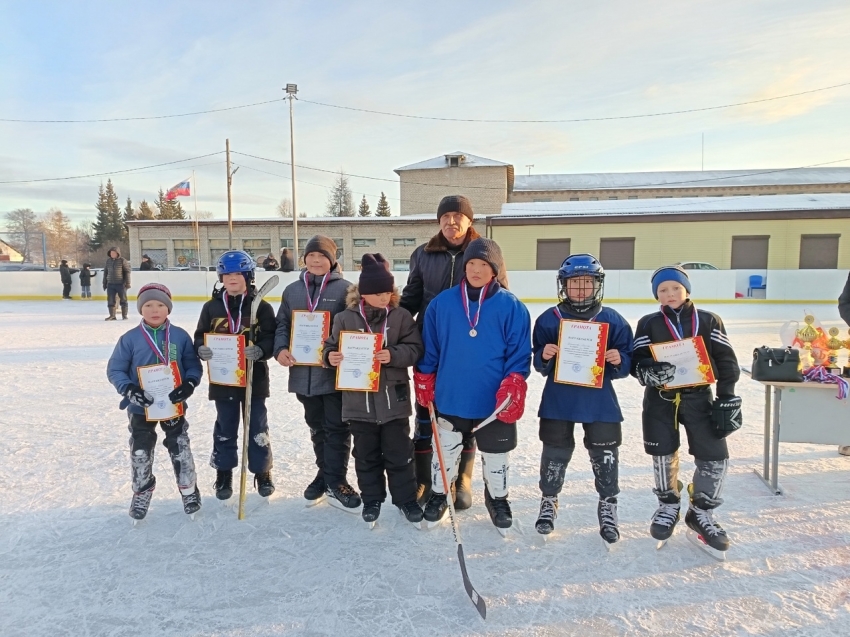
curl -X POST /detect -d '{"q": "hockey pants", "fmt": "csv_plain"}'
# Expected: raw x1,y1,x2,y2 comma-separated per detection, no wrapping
431,416,511,498
538,419,621,499
210,396,273,474
128,413,197,495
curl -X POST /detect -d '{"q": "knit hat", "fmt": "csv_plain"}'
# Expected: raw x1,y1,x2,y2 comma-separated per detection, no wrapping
437,195,474,222
303,235,337,267
463,238,504,278
651,266,691,299
358,253,395,295
137,283,173,314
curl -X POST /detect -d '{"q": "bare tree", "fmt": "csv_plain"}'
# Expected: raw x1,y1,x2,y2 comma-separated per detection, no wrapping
277,198,292,218
3,208,41,262
41,208,74,265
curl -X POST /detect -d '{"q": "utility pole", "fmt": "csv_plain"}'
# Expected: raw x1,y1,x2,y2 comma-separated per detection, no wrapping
526,164,534,176
225,138,239,250
285,84,299,262
701,133,704,171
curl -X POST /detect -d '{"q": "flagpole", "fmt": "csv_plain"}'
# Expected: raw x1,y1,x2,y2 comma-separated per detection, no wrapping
192,170,201,267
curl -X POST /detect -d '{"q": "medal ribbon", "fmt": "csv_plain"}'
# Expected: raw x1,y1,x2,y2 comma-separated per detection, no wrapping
358,300,389,340
661,304,698,341
462,279,491,333
304,273,330,312
138,319,171,365
223,292,246,334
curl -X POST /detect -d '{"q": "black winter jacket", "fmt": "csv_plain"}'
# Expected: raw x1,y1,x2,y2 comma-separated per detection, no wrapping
59,264,78,284
79,267,94,285
194,288,277,401
839,273,850,327
103,248,131,288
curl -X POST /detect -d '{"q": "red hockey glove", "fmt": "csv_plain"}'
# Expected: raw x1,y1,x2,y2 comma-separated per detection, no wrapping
495,373,527,423
413,371,436,407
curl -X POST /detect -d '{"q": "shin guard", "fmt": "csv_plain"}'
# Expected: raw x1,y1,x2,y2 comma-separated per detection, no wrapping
480,451,510,499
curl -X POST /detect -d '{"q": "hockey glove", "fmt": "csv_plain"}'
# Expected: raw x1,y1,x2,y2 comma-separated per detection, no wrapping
495,373,527,423
413,370,436,407
197,345,214,361
125,384,154,408
244,345,264,361
711,395,742,438
635,360,677,388
168,379,197,404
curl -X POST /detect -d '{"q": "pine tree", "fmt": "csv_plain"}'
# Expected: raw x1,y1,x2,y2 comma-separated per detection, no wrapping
137,200,156,220
90,183,110,251
357,195,371,217
375,192,391,217
104,179,124,242
326,171,355,217
154,189,186,220
122,197,135,242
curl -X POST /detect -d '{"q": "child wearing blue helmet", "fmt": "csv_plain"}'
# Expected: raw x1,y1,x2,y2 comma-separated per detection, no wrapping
531,253,634,545
193,250,278,501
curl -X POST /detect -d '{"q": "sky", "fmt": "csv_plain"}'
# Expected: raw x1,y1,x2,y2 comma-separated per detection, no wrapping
1,0,850,225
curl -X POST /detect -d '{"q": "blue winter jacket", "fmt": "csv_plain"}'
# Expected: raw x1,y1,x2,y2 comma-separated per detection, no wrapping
107,321,203,415
533,305,634,423
419,282,531,419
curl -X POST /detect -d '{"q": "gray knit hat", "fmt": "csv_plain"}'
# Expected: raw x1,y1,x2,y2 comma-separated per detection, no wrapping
303,235,337,267
462,238,504,278
137,283,173,314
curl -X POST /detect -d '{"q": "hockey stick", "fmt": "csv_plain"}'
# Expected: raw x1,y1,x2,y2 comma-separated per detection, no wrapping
237,275,280,520
435,398,511,438
429,402,487,620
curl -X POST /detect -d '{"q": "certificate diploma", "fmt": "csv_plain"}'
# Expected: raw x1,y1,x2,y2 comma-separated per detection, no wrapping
290,310,330,366
138,362,184,421
650,336,717,389
335,331,383,392
204,333,247,387
554,319,609,388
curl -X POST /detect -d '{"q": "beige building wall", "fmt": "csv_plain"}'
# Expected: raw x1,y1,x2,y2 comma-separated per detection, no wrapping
398,166,508,216
491,218,850,270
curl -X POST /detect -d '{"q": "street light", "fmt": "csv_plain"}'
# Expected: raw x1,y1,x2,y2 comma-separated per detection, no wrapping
526,164,534,176
285,84,299,261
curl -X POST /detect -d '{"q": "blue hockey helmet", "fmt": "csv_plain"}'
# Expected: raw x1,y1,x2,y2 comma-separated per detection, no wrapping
217,250,256,283
557,253,605,312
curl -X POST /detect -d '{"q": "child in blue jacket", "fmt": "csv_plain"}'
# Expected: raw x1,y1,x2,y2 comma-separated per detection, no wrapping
531,254,633,545
107,283,204,521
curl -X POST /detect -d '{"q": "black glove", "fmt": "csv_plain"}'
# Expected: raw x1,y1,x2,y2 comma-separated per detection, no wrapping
244,345,263,361
635,360,677,387
125,384,154,407
711,395,742,438
168,379,197,404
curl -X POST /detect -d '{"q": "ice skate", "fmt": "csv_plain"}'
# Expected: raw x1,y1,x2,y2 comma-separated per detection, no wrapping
254,472,275,498
214,470,233,501
535,495,558,536
685,505,729,561
650,489,681,550
362,500,381,529
129,478,155,523
597,496,620,548
181,485,201,518
484,487,512,537
303,474,326,507
398,499,424,527
423,492,448,529
326,483,362,514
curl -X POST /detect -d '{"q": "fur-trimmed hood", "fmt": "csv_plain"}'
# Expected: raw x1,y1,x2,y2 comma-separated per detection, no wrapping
345,284,401,309
423,225,481,253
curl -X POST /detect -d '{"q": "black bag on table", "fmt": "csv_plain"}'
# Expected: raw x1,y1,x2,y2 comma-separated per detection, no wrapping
751,346,802,382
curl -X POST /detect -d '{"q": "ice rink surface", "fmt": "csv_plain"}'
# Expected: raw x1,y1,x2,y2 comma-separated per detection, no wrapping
1,300,849,637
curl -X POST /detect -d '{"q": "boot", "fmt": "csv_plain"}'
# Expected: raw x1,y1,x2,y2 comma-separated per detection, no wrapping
535,495,558,535
105,307,117,321
399,500,424,523
303,473,326,501
484,486,512,529
214,470,233,500
129,477,156,520
121,305,128,320
254,472,275,498
414,448,432,506
597,496,620,544
454,443,476,510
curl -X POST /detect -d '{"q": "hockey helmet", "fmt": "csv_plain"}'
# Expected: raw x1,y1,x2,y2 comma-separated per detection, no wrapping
557,253,605,312
217,250,256,284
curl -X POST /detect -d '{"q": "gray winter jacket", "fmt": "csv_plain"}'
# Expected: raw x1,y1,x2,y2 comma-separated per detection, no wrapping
103,248,131,288
323,286,422,424
274,266,353,396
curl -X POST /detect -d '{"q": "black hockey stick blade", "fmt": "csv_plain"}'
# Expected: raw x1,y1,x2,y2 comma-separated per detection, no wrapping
457,544,487,619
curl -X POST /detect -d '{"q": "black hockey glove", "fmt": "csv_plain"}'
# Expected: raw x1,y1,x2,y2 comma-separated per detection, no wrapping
711,395,742,438
168,379,197,404
125,384,154,408
635,360,677,388
244,345,264,361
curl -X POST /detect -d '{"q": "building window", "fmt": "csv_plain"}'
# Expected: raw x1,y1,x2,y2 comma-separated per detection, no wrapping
352,258,362,270
731,236,770,269
589,197,599,201
209,239,230,265
569,197,579,201
608,196,618,200
800,234,840,269
392,259,410,271
141,240,167,269
173,239,199,268
243,239,272,261
599,238,635,270
533,198,553,203
353,238,377,247
656,196,673,199
393,238,417,247
449,156,459,167
300,237,344,259
628,195,638,200
536,239,570,270
280,239,294,249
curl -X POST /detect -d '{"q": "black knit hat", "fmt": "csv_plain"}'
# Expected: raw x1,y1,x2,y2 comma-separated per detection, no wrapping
437,195,474,222
463,238,504,278
303,235,337,267
359,253,395,295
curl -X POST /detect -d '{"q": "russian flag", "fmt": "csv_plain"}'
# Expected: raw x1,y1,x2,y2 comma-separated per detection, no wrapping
166,179,191,201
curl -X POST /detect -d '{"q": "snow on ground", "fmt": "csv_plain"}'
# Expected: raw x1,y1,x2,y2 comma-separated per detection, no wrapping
1,300,849,637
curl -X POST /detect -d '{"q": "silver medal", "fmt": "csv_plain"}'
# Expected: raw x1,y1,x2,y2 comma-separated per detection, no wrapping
469,329,477,337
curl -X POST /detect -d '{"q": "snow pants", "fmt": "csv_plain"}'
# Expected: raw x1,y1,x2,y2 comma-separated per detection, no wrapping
538,419,621,499
296,392,351,489
62,283,72,299
128,413,197,493
106,283,128,315
210,396,272,474
642,387,728,461
349,418,416,505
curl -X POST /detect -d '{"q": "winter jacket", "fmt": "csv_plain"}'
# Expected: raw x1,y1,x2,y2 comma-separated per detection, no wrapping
262,257,279,271
274,266,353,396
533,304,634,423
279,251,295,272
194,287,277,401
630,300,740,397
839,273,850,327
107,321,203,415
322,286,423,424
139,259,153,271
103,248,131,288
79,267,94,285
400,226,510,331
59,264,78,284
418,280,531,419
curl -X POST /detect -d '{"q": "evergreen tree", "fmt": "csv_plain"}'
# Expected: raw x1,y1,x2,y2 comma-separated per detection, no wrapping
325,171,354,217
375,192,391,217
122,197,135,242
104,179,124,241
137,200,156,220
155,189,186,220
357,195,371,217
90,183,110,250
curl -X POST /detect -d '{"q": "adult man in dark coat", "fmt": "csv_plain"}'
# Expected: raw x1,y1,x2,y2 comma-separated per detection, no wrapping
279,248,295,272
400,195,510,507
103,247,132,320
139,254,154,271
59,260,78,299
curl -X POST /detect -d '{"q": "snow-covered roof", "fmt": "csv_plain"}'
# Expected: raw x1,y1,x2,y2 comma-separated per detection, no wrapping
513,168,850,192
395,152,510,172
498,193,850,219
126,215,438,225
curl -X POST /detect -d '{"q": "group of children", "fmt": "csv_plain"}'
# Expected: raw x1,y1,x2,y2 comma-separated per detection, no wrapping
106,231,741,557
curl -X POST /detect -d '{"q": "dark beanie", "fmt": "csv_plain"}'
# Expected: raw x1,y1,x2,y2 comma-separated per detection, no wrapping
358,253,395,295
303,235,337,266
463,238,504,278
437,195,474,222
651,266,691,299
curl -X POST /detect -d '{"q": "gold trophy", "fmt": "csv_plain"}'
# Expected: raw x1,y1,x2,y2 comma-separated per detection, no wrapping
795,315,819,369
825,327,843,374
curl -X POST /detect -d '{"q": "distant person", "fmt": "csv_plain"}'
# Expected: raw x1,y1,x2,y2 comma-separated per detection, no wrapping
59,260,79,300
79,263,94,299
262,252,279,271
103,247,132,321
139,254,154,271
279,248,295,272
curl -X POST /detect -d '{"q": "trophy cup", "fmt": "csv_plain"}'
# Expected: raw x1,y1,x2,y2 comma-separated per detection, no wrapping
795,315,819,369
825,327,843,375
